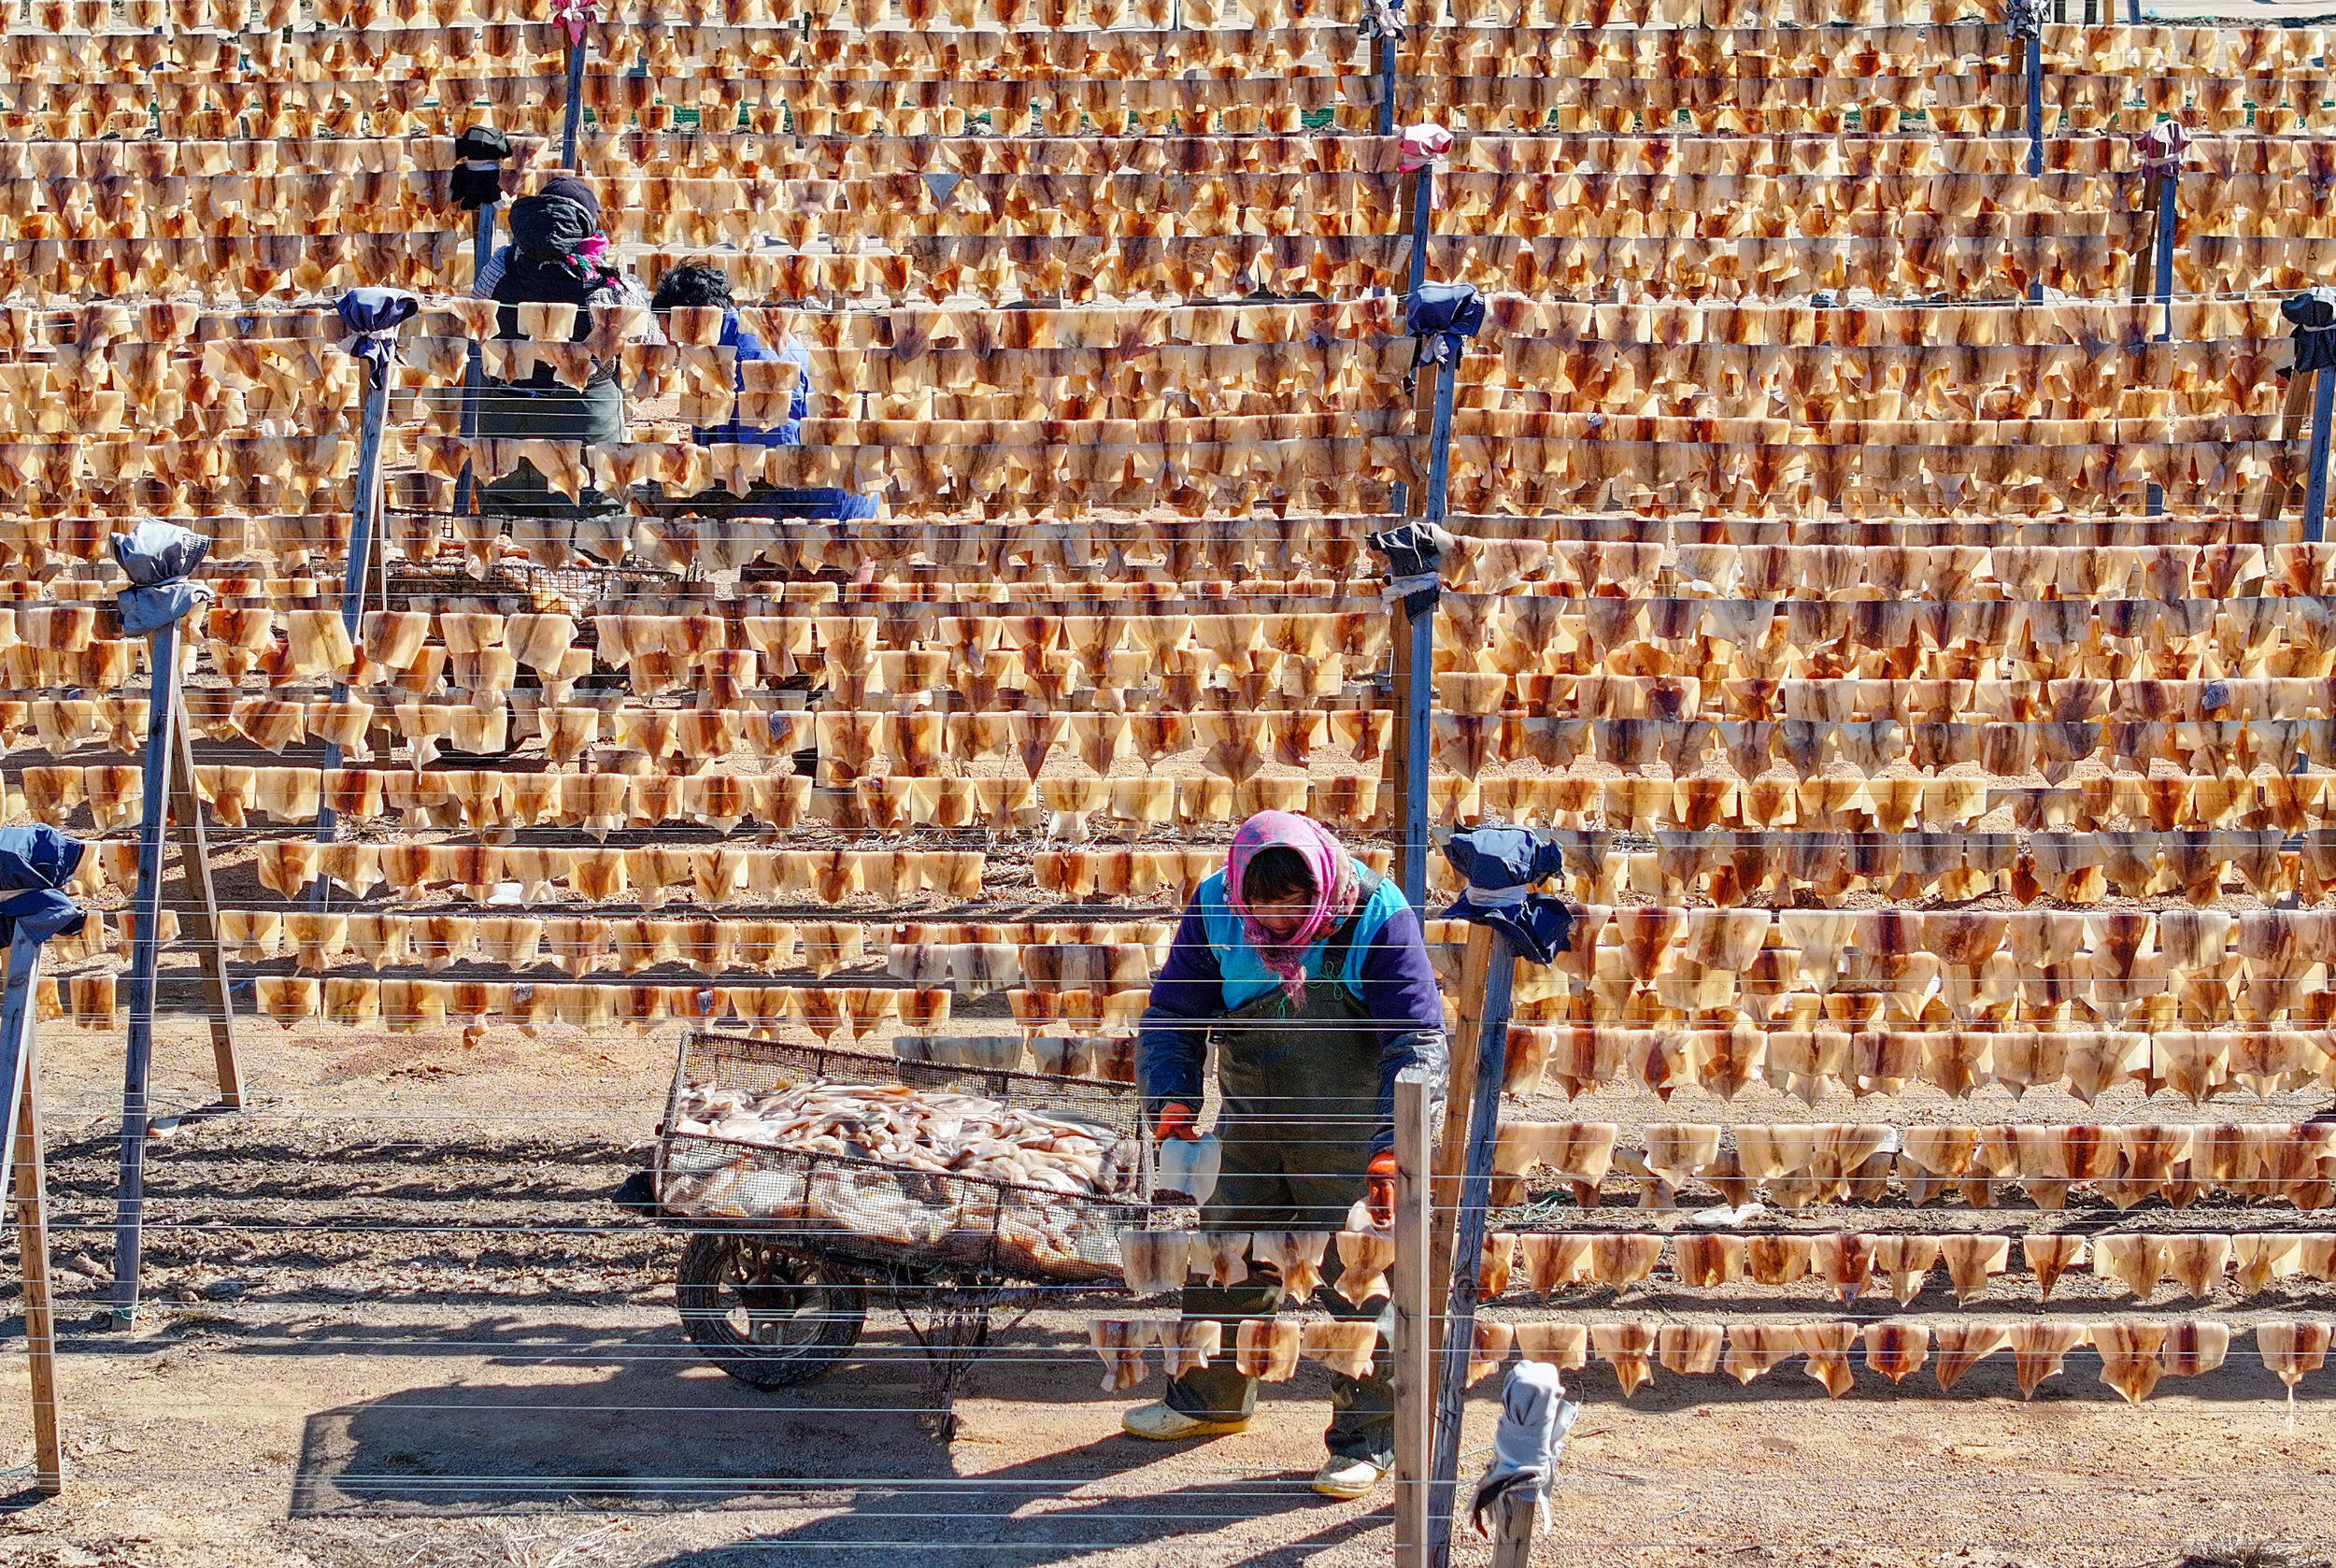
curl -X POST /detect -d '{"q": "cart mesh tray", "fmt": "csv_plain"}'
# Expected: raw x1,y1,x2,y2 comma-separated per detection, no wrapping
656,1032,1147,1284
683,1032,1150,1136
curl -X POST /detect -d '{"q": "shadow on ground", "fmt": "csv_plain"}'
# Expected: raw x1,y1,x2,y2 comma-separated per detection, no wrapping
286,1315,1383,1564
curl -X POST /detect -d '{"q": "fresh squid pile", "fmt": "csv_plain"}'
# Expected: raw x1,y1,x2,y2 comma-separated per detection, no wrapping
671,1079,1139,1199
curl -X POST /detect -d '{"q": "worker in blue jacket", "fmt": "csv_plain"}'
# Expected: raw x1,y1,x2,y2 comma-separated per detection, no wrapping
1123,810,1448,1502
647,264,876,521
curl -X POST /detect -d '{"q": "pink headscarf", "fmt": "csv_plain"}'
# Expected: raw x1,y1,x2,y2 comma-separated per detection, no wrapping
1225,810,1360,1005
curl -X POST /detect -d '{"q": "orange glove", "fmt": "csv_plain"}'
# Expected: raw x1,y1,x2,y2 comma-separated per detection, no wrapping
1366,1149,1399,1231
1154,1102,1199,1142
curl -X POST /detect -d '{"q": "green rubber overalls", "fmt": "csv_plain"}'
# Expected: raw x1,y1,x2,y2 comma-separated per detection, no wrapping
1161,902,1395,1466
476,374,628,522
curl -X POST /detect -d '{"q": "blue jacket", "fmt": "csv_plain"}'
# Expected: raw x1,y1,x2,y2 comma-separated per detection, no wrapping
1137,863,1447,1154
692,307,809,449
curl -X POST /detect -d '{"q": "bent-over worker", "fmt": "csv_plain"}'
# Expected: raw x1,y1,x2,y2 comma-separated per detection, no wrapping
473,177,654,522
645,264,878,521
1125,809,1447,1500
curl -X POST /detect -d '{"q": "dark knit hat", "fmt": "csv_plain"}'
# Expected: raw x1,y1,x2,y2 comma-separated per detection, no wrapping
538,176,602,229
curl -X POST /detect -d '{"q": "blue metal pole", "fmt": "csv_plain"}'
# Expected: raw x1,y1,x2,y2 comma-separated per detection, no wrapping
311,357,392,907
1423,937,1517,1568
2026,33,2044,178
563,30,589,170
2023,33,2044,303
2153,172,2178,343
1402,606,1432,905
2143,173,2177,517
1406,164,1432,306
111,619,183,1324
2304,366,2334,545
1399,359,1457,906
449,201,497,521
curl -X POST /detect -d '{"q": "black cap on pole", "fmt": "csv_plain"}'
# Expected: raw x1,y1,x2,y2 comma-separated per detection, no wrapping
451,126,514,211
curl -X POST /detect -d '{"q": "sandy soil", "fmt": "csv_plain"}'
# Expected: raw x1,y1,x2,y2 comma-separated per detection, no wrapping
0,1019,2327,1568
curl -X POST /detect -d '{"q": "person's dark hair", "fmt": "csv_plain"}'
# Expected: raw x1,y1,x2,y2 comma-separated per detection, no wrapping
651,264,734,312
1242,846,1316,906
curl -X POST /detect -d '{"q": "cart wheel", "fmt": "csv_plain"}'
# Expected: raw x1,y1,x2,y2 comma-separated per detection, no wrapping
677,1234,867,1390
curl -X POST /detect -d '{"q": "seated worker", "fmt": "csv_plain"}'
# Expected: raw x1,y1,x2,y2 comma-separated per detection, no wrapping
648,264,877,522
1122,810,1447,1501
472,177,653,521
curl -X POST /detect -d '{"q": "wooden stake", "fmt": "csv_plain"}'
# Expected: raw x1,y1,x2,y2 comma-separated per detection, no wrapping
1391,1067,1433,1568
0,932,59,1494
2130,178,2163,304
1429,929,1519,1568
1427,925,1498,1367
1488,1490,1536,1568
13,1049,57,1496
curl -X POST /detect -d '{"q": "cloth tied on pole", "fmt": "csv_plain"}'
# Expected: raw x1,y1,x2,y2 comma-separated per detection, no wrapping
110,521,213,636
334,287,420,378
1440,825,1574,965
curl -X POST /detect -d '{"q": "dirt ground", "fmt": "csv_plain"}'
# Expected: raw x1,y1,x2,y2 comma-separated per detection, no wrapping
1,1018,2332,1568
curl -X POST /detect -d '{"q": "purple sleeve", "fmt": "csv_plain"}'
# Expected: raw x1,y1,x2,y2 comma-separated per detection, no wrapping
1354,902,1446,1036
1136,900,1221,1122
1355,902,1450,1155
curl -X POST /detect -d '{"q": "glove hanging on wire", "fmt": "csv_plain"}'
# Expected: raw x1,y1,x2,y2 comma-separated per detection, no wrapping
1403,281,1484,394
451,126,513,211
1469,1361,1579,1538
1367,520,1449,620
2286,286,2336,376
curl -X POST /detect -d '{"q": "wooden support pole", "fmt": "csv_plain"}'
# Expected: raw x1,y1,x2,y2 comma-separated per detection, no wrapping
1391,1067,1433,1568
1426,926,1496,1364
169,706,241,1109
1404,164,1433,308
2130,178,2163,305
1429,922,1517,1568
2262,368,2318,530
1373,30,1397,137
0,931,60,1493
11,1047,56,1495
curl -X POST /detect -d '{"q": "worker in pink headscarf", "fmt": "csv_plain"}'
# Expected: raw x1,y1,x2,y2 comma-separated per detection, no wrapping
1120,810,1446,1500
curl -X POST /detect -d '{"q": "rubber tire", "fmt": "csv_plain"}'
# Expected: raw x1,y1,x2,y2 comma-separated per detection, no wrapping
676,1233,868,1390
